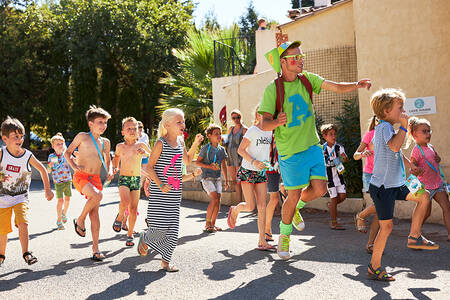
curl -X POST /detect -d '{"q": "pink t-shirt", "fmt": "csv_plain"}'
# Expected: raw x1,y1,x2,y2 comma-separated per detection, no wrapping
362,130,375,174
411,145,443,190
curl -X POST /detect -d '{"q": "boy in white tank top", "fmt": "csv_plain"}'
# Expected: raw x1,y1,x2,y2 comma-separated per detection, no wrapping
0,117,53,267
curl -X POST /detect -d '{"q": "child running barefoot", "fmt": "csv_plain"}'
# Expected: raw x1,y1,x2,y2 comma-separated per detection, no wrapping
320,124,349,230
367,89,438,282
137,108,203,272
64,105,114,262
353,116,379,253
196,124,228,233
47,133,72,230
227,105,275,251
0,117,54,267
111,117,151,246
408,117,450,241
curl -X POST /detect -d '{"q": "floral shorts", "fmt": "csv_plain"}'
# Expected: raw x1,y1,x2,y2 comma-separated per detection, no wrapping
118,175,141,191
237,167,267,184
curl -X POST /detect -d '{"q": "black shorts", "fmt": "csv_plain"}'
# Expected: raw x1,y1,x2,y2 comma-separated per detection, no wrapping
267,172,281,193
369,184,410,220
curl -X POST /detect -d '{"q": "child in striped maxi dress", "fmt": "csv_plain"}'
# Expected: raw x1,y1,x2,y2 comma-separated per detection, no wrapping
137,108,203,272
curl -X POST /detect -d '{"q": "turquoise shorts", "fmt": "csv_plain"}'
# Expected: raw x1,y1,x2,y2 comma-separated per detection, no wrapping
278,144,327,190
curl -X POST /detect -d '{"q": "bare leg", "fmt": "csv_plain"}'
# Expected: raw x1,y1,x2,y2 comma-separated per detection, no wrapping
206,192,219,228
0,234,6,261
127,190,140,237
406,191,430,239
265,192,280,235
367,214,380,247
231,182,256,222
359,204,377,219
56,198,63,222
17,223,29,254
77,183,103,231
211,194,221,227
117,186,132,225
369,219,393,277
228,166,242,202
63,196,70,216
254,183,269,247
433,191,450,238
89,204,101,254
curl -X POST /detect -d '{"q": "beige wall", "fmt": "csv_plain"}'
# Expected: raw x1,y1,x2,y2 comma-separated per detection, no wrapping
255,29,278,74
279,0,355,51
354,0,450,176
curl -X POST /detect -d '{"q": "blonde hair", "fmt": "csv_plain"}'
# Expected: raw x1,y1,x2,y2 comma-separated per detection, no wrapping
253,105,260,125
121,116,137,127
158,108,184,138
320,124,338,136
50,132,65,145
405,116,431,149
367,115,377,131
370,88,406,120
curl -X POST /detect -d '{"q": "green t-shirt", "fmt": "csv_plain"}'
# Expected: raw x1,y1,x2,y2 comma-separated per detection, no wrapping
258,71,324,158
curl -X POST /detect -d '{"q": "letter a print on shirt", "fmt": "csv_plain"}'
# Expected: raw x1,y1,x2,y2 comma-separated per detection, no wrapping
287,94,311,128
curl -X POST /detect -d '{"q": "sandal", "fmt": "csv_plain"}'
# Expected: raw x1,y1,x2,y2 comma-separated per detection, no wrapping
331,221,345,230
91,252,105,262
366,244,374,254
122,223,129,232
265,233,274,242
23,251,37,265
367,263,395,281
257,244,276,252
214,226,222,232
407,235,439,250
57,221,65,230
137,232,148,257
125,236,135,247
61,212,68,224
354,213,367,233
73,219,86,237
203,226,215,233
161,264,179,272
0,254,5,267
112,214,122,233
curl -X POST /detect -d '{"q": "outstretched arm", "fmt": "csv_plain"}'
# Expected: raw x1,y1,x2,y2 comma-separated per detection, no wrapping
321,78,371,94
29,155,54,201
184,134,204,165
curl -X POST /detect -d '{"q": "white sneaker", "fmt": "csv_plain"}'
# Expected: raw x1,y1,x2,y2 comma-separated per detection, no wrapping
277,234,291,260
292,208,305,231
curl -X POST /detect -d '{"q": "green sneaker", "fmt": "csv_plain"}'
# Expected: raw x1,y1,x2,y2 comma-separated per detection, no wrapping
292,208,305,231
277,234,291,260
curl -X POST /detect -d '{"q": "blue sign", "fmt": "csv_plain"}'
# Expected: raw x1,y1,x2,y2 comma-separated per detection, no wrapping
414,98,425,109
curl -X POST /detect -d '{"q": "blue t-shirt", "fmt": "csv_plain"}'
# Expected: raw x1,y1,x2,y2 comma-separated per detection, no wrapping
198,143,227,179
370,121,404,188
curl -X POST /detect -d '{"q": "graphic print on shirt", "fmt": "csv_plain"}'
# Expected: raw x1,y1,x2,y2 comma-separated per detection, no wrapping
163,153,181,190
288,93,311,128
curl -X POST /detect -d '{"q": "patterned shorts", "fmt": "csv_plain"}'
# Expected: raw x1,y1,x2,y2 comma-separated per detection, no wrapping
237,167,267,184
118,175,141,191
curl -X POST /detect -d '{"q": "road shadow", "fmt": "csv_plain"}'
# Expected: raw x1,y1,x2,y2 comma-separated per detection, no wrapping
9,228,58,242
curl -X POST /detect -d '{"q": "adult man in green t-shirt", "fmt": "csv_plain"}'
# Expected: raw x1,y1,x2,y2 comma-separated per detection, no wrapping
259,41,371,260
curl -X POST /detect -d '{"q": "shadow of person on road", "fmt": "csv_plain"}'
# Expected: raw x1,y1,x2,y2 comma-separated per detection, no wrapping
9,228,58,242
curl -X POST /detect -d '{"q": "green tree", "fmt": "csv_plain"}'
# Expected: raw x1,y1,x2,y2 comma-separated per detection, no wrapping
291,0,300,9
201,8,220,31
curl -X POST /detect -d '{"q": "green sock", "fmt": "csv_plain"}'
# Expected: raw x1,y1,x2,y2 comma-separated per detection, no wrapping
279,221,293,236
296,200,306,210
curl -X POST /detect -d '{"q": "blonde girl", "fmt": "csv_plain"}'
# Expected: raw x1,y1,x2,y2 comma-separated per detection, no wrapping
227,105,274,251
408,117,450,240
137,108,203,272
47,133,72,230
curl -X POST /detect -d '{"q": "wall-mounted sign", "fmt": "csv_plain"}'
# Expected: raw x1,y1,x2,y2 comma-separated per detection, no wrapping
405,96,436,116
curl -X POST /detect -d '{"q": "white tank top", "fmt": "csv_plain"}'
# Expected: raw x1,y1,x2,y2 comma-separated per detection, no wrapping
0,147,32,207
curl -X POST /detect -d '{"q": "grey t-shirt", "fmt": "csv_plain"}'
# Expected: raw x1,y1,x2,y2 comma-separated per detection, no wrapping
370,121,405,188
198,143,227,179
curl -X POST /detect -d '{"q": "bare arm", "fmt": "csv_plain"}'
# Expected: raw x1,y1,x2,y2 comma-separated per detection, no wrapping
221,159,228,189
353,142,368,160
260,112,287,132
64,133,82,171
143,140,170,192
111,144,121,171
321,78,371,94
29,155,54,201
184,134,204,165
237,137,265,170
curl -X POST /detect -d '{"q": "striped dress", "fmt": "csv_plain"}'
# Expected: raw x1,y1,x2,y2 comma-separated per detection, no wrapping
144,137,183,263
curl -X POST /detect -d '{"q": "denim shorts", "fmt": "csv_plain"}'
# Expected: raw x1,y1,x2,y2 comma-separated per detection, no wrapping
369,184,410,220
428,182,446,199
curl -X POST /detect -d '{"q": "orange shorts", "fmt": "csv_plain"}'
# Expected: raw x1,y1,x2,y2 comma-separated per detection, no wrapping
0,202,29,234
73,171,103,199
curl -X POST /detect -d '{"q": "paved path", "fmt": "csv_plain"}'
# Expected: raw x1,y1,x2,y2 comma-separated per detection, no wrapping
1,183,449,299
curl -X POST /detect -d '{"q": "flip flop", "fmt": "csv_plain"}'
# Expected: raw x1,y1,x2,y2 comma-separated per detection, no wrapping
112,214,122,232
161,264,179,272
73,219,86,237
265,233,274,242
22,251,37,265
214,226,222,231
227,206,235,229
125,236,135,247
137,232,148,257
257,244,276,252
203,226,215,233
91,252,105,262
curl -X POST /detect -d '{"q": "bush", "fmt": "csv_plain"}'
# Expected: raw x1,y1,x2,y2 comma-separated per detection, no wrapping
334,98,363,197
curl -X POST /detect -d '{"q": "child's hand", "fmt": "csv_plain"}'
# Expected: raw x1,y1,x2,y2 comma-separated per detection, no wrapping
137,148,146,155
277,112,287,127
210,163,220,171
194,134,204,145
399,113,409,128
357,79,372,90
253,160,266,171
160,184,171,193
410,165,424,177
45,189,54,201
224,181,229,191
193,168,202,177
435,153,441,164
107,171,115,181
361,150,373,157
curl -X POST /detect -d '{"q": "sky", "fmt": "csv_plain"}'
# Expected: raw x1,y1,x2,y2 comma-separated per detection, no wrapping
193,0,292,28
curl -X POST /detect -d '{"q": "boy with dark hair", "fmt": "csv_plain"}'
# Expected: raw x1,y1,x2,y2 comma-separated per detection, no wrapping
0,117,54,266
64,105,113,261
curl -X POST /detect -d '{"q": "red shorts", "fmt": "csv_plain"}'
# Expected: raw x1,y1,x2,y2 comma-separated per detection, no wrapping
73,171,103,199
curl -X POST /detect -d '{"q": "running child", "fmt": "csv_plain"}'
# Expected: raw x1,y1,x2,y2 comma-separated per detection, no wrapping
367,88,438,282
354,116,379,254
228,105,275,251
64,105,114,261
196,124,228,233
137,108,203,272
111,117,151,247
0,117,54,266
321,124,349,230
408,117,450,240
47,133,72,230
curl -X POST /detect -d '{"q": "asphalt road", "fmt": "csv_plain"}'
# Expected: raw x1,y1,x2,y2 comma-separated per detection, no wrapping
1,182,449,299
